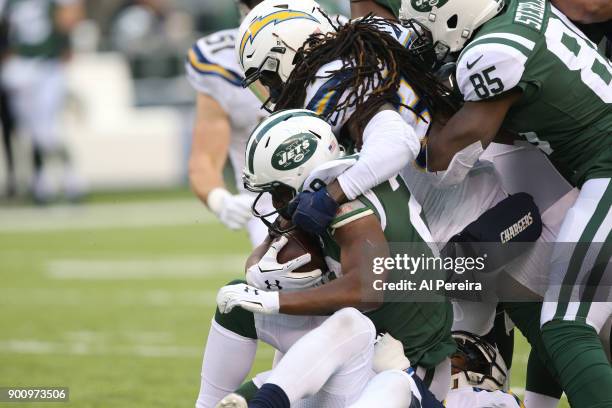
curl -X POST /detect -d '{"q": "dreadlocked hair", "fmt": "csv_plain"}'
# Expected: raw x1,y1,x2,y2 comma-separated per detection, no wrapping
275,15,461,147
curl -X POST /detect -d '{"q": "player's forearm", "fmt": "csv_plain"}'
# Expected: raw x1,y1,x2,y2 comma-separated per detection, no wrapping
278,278,382,315
552,0,612,23
426,114,486,172
337,110,420,201
188,154,225,206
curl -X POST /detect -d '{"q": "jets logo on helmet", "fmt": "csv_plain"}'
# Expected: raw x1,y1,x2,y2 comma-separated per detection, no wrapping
239,10,320,65
243,109,342,233
400,0,505,52
272,133,319,171
411,0,449,12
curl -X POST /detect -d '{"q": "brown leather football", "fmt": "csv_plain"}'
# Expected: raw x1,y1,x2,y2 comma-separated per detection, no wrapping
276,229,327,272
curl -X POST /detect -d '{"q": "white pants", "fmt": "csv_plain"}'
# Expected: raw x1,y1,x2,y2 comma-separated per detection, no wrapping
1,56,67,152
254,309,377,407
541,178,612,333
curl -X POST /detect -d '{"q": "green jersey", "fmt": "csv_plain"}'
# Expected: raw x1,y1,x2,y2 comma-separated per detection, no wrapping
5,0,71,58
456,0,612,187
313,156,456,368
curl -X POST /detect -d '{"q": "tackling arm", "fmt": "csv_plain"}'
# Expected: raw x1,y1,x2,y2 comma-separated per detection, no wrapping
291,109,421,235
426,90,522,172
278,215,389,315
336,109,421,201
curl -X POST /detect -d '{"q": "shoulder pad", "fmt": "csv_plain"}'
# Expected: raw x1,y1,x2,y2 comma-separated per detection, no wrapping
186,29,244,89
301,155,359,193
305,61,354,133
457,34,534,101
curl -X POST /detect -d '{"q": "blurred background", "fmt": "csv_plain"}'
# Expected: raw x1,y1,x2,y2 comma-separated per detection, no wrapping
0,1,566,406
0,0,348,201
0,0,348,200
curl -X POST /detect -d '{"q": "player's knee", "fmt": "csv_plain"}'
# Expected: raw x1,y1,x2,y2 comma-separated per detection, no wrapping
374,370,413,387
352,371,414,408
328,307,375,341
213,279,257,339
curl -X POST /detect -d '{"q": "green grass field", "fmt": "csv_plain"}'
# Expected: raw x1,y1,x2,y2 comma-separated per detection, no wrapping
0,194,568,407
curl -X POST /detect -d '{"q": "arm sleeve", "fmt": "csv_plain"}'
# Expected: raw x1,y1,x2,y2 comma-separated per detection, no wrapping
337,109,421,200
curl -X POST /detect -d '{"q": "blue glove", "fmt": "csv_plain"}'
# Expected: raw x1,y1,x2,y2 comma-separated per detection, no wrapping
287,187,339,237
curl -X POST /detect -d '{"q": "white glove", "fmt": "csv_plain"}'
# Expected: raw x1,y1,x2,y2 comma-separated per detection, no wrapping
246,236,323,291
207,188,254,230
373,333,411,373
216,283,280,315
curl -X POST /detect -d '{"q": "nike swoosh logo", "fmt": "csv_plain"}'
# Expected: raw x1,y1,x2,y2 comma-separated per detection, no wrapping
466,55,484,70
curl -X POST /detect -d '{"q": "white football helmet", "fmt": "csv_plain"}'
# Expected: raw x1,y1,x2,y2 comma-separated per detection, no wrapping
399,0,505,52
451,331,508,391
243,109,342,230
236,0,335,104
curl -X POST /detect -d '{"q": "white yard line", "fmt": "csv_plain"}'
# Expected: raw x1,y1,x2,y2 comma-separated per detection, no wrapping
45,256,247,280
0,339,202,358
0,288,222,306
0,331,276,359
0,199,216,232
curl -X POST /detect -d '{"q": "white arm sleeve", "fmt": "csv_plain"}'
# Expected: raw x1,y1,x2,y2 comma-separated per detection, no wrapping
337,110,420,200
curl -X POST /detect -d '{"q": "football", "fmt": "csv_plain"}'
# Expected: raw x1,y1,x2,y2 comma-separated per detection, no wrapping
276,228,327,272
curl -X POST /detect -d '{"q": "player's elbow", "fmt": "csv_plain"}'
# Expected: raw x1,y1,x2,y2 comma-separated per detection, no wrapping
339,277,383,311
426,136,450,171
359,277,385,311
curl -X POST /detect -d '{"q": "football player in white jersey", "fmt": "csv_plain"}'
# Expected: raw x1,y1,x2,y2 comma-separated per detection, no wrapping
185,0,270,246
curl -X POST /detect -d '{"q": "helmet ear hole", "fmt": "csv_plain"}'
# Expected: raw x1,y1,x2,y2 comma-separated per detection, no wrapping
447,14,458,29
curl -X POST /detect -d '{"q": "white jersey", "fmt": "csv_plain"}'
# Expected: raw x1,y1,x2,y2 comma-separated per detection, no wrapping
445,387,523,408
304,21,429,140
302,20,505,244
185,28,267,192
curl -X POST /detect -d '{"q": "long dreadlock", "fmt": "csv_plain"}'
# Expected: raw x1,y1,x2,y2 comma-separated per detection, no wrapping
275,15,460,146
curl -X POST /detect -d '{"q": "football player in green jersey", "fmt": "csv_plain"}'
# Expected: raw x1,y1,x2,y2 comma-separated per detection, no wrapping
400,0,612,406
1,0,85,202
216,109,456,402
